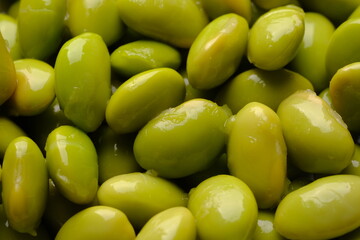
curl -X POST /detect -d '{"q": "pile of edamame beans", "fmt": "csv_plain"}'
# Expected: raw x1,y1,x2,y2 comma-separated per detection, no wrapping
1,0,360,239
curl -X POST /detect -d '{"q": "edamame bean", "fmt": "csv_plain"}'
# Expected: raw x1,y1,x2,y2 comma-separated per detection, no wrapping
290,12,335,92
97,172,187,230
247,5,305,70
187,174,258,240
342,144,360,176
0,13,21,60
0,32,16,106
0,117,26,158
116,0,209,48
45,125,98,204
105,68,185,134
2,136,47,236
136,206,196,240
66,0,124,46
17,0,66,59
55,32,111,132
55,206,136,240
215,68,313,113
277,90,354,174
274,174,360,239
110,40,181,78
326,19,360,77
228,102,287,209
133,98,231,178
253,210,285,240
7,59,55,116
329,62,360,132
187,13,249,90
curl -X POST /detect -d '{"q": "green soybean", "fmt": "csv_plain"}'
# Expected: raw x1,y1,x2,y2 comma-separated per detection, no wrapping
228,102,287,209
97,172,187,230
105,68,185,134
116,0,208,48
187,13,249,90
55,32,111,132
187,174,258,240
247,5,305,70
110,40,181,78
274,174,360,239
2,136,47,236
45,125,98,204
133,98,231,178
277,90,354,174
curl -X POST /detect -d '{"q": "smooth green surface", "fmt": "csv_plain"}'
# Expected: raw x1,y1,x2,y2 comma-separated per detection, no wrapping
106,68,185,134
274,175,360,239
326,19,360,77
0,117,26,159
187,13,249,90
8,59,55,116
111,40,181,77
0,32,16,106
133,98,230,178
253,211,285,240
95,126,141,183
216,68,313,113
290,12,335,92
55,206,136,240
55,32,111,132
300,0,360,23
2,137,47,236
116,0,208,48
66,0,123,46
136,207,196,240
247,5,305,70
45,125,98,204
188,174,258,240
0,13,21,60
97,172,187,230
329,62,360,132
228,102,287,209
252,0,298,10
17,0,66,59
277,90,354,174
342,144,360,176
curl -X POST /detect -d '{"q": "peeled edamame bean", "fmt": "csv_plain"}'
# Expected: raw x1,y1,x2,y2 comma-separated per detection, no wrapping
227,102,287,209
187,174,258,240
326,18,360,77
2,136,47,236
97,172,187,230
290,12,335,92
66,0,124,46
133,98,231,178
329,62,360,133
136,206,196,240
253,210,285,240
105,68,185,134
274,174,360,239
0,13,21,60
116,0,208,48
55,32,111,132
216,68,313,112
199,0,252,22
342,144,360,176
55,206,136,240
187,13,249,90
110,40,181,78
0,32,16,106
8,59,55,116
277,90,354,174
247,5,305,70
0,117,26,158
17,0,66,60
45,125,98,204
